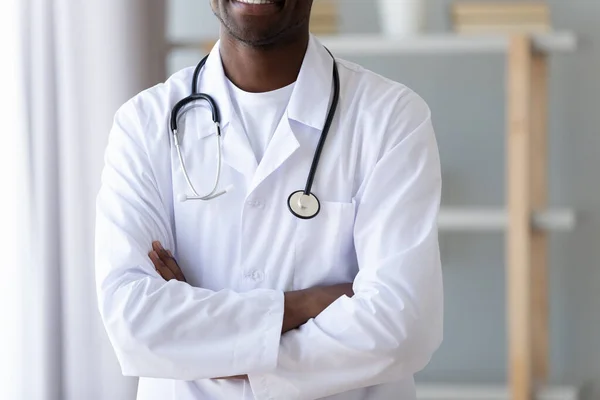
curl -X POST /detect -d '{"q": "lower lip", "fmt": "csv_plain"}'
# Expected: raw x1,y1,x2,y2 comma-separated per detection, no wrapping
230,0,283,16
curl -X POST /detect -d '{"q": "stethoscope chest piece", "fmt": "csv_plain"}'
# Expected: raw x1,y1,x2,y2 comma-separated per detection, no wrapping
288,190,321,220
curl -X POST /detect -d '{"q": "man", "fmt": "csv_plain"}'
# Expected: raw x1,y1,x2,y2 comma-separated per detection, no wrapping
95,0,443,399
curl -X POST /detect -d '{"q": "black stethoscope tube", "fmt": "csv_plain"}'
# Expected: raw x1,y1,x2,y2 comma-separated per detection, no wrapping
170,47,340,219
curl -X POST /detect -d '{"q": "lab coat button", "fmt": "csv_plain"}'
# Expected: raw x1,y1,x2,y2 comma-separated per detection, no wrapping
250,270,264,281
246,200,265,209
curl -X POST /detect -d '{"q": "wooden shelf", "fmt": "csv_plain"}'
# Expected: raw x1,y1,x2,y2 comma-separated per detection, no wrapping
438,208,576,232
417,384,579,400
319,32,577,55
167,32,577,55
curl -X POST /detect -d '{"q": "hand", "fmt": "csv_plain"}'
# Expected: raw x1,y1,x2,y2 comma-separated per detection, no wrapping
307,283,355,316
282,283,354,333
149,241,187,282
216,283,353,378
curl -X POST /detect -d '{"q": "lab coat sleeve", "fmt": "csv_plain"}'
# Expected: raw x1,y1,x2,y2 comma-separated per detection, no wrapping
95,99,285,381
247,97,443,399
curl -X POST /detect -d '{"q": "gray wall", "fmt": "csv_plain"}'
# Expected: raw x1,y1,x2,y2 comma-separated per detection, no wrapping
167,0,600,397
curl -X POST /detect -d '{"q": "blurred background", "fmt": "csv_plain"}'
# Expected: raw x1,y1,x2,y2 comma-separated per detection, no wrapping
0,0,597,399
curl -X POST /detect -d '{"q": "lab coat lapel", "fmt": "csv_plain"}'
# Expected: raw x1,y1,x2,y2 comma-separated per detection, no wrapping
249,117,299,194
247,35,334,195
222,113,258,185
199,41,258,185
287,35,334,131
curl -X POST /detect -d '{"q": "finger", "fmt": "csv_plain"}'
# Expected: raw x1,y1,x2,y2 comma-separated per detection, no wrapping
148,252,172,281
153,241,174,259
149,251,176,281
165,250,186,280
148,250,162,271
170,262,186,283
158,249,186,282
155,245,187,283
152,241,163,254
152,241,187,282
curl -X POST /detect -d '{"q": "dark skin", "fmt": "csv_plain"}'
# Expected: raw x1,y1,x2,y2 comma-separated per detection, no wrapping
209,0,313,92
147,0,355,380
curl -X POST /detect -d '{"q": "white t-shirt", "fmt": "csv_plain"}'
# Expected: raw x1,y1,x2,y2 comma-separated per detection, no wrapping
226,79,295,164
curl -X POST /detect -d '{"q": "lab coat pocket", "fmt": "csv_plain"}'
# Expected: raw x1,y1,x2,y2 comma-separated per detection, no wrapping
293,200,357,290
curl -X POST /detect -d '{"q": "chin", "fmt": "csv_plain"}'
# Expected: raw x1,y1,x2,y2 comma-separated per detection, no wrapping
229,30,287,48
214,0,310,47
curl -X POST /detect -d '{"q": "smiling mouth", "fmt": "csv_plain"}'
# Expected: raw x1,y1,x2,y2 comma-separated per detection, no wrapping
230,0,284,15
234,0,281,4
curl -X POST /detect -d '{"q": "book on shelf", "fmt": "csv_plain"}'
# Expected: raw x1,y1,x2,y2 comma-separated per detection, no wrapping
451,1,551,34
310,0,338,34
455,23,550,34
452,1,550,17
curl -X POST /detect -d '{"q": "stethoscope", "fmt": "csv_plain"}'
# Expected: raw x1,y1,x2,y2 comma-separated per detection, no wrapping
170,49,340,220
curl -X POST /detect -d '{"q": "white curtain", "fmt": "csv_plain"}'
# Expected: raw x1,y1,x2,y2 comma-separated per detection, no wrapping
0,1,167,399
0,1,29,400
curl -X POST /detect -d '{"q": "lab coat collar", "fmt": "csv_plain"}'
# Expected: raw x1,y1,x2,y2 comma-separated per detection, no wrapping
193,35,335,190
198,42,258,180
196,42,235,138
287,35,335,131
198,34,334,136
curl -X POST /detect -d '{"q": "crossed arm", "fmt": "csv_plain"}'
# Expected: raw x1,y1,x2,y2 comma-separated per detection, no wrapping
150,241,354,337
149,240,354,381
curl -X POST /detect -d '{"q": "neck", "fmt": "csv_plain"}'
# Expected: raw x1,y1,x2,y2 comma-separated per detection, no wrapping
219,29,310,93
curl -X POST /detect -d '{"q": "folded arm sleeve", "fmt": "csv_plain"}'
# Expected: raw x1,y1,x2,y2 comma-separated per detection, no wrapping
95,99,285,381
248,98,444,400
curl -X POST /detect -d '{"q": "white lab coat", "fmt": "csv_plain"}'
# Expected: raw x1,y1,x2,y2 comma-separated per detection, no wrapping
95,34,443,400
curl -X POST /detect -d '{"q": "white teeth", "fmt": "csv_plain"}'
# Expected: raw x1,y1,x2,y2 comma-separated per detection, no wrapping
236,0,276,4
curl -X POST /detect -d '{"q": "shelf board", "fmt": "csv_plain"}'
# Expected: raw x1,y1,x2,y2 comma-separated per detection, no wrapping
417,384,579,400
438,208,576,232
167,32,577,55
318,32,577,55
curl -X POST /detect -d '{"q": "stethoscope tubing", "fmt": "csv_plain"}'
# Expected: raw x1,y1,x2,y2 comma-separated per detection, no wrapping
304,49,339,196
170,45,340,219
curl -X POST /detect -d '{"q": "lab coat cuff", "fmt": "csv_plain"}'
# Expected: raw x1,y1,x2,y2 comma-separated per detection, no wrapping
248,340,303,400
235,290,285,374
248,369,302,400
